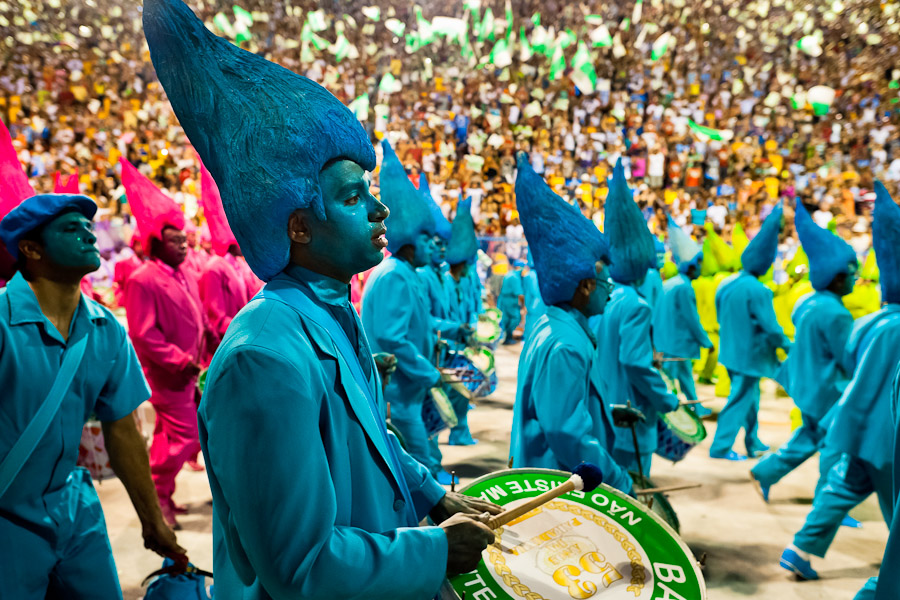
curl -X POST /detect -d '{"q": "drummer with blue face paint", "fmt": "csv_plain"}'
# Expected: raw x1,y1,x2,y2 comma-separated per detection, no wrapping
652,216,714,418
0,193,185,598
709,202,790,461
779,183,900,582
521,248,547,342
593,160,679,478
498,260,525,344
509,154,633,495
638,236,666,315
144,2,500,598
751,201,857,502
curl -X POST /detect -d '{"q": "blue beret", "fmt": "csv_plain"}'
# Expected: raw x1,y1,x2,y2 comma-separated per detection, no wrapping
0,194,97,258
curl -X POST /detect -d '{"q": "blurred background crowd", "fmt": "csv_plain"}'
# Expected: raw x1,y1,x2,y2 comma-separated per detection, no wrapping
1,0,895,294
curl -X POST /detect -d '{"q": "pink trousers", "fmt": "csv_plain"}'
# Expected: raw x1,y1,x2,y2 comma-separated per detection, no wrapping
148,383,200,506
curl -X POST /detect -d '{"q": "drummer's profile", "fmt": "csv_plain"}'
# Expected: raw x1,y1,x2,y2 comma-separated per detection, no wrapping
143,0,500,598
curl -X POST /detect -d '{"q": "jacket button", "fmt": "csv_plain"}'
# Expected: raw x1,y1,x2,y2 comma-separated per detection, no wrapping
393,499,405,512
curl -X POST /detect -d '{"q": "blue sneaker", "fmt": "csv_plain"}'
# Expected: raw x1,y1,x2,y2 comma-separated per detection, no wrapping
448,437,479,446
710,450,748,461
750,472,770,503
746,442,771,458
436,470,459,486
841,516,862,528
779,548,819,580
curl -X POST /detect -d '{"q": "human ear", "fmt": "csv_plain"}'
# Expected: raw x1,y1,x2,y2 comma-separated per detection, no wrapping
287,210,312,245
18,239,43,261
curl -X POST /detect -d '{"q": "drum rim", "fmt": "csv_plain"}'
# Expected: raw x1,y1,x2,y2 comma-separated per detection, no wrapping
456,467,707,597
663,405,708,444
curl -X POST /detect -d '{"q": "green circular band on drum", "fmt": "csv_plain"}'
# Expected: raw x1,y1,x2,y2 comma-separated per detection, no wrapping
474,316,502,344
484,307,503,323
450,468,705,600
386,421,407,450
196,369,209,394
463,346,496,376
663,406,707,444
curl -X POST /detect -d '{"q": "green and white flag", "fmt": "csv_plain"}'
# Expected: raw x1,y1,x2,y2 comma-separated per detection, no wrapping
519,25,533,60
590,24,612,47
213,12,235,37
549,43,566,80
361,6,380,21
632,0,643,24
306,9,327,32
463,0,481,10
300,41,314,63
432,16,467,43
585,14,604,25
233,6,253,43
651,31,672,60
504,0,514,40
348,93,370,120
310,31,329,51
385,18,406,37
489,37,512,68
569,41,597,93
808,85,835,115
688,120,733,141
332,33,352,62
478,7,494,42
233,5,253,26
415,7,435,45
379,72,400,94
531,26,550,55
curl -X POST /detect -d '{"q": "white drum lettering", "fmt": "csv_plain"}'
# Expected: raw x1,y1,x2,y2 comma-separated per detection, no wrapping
654,564,687,583
653,582,689,600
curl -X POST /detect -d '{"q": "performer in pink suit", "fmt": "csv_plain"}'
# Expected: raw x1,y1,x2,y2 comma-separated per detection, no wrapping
120,157,209,527
197,157,249,361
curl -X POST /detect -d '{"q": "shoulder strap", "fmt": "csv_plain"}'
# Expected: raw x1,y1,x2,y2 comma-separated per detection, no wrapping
0,333,89,498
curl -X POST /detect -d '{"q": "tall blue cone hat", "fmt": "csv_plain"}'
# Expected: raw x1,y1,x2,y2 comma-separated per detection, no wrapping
795,201,857,291
379,140,435,253
873,182,900,303
445,197,478,265
666,215,703,274
741,202,784,276
143,0,375,281
420,173,451,241
515,153,610,305
605,159,656,284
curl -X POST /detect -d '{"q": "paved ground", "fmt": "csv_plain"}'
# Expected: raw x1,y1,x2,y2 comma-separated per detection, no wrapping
101,343,886,599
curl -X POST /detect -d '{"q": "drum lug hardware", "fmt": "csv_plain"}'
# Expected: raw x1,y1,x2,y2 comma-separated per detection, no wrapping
451,471,457,493
698,552,707,567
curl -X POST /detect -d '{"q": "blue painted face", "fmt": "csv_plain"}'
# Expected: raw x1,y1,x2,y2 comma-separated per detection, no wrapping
841,261,859,296
656,252,666,269
412,232,435,268
431,237,447,266
40,212,100,271
309,160,389,279
585,262,614,316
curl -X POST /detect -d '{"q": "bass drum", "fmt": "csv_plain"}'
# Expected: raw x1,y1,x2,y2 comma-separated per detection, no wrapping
446,468,705,599
422,387,458,439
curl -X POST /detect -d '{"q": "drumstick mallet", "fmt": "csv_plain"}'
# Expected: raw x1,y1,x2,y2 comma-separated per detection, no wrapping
484,463,603,530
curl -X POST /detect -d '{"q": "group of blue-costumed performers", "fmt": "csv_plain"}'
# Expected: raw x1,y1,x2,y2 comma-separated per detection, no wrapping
1,0,899,597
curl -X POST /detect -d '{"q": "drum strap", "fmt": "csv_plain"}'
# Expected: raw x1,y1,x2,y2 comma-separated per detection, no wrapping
0,333,89,499
256,280,418,525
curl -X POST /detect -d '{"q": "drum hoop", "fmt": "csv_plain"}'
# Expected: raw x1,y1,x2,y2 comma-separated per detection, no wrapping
456,467,706,597
663,407,707,444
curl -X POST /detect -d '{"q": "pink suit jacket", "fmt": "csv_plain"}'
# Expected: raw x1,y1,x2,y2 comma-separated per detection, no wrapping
125,260,207,393
200,255,249,340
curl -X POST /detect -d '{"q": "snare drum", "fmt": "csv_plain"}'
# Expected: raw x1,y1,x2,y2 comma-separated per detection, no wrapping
630,472,681,534
483,307,503,323
444,348,498,398
447,468,706,599
422,386,458,439
656,406,707,463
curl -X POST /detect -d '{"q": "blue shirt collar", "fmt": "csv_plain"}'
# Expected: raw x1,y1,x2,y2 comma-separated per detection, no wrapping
554,302,597,346
282,263,351,308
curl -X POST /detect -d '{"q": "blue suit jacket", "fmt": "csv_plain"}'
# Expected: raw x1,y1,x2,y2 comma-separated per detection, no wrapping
652,274,712,359
716,271,790,378
874,363,900,600
362,257,441,407
510,305,632,492
498,271,523,312
445,272,475,326
826,305,900,471
593,285,679,456
417,263,462,341
638,268,663,316
199,265,447,600
775,291,853,422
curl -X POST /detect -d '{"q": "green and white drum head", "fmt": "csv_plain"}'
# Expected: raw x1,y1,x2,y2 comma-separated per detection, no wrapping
196,368,209,394
464,346,496,376
662,406,707,445
484,307,503,323
474,316,503,344
450,468,706,600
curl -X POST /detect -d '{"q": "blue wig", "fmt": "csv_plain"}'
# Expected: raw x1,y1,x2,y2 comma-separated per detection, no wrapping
445,197,477,265
605,159,656,284
741,202,783,276
874,182,900,303
667,215,703,274
515,153,610,305
795,201,857,291
420,173,451,241
379,140,435,253
143,0,375,281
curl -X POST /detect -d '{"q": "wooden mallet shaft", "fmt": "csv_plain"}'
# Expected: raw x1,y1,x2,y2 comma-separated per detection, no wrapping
486,479,579,530
635,483,702,495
